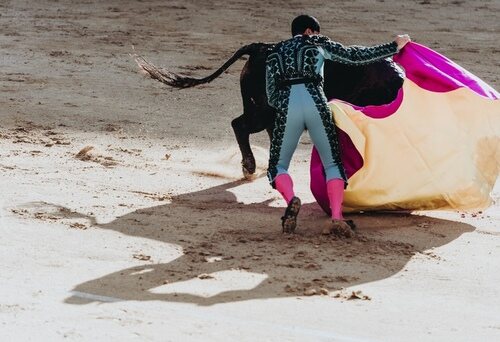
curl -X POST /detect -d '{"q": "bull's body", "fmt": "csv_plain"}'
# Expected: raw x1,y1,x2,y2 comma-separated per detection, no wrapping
136,42,404,176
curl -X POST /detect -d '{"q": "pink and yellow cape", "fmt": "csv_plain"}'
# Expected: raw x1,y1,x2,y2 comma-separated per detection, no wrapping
311,42,500,212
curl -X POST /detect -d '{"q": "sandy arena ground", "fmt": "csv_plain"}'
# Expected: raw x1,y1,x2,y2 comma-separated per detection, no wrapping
1,0,499,341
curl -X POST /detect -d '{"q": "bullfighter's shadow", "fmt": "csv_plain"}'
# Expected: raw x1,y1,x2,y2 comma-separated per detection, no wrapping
53,179,473,306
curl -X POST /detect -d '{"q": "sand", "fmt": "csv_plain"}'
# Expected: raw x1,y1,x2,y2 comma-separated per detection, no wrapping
1,0,499,341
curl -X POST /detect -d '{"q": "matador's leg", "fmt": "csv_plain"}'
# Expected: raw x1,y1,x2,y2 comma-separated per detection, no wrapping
303,87,354,237
268,86,306,233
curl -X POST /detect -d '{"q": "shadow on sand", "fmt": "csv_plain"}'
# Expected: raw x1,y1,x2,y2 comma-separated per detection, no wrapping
35,180,474,306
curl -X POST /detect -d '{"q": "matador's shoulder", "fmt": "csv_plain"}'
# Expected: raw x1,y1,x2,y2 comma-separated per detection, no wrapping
305,34,332,45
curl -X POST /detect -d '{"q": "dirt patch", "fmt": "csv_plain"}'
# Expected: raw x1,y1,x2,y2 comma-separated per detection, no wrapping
75,146,118,168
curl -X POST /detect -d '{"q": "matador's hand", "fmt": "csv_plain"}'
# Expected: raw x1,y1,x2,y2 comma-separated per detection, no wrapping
395,34,411,51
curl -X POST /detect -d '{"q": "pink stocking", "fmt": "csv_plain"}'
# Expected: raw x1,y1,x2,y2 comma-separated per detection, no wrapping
275,174,295,204
326,179,345,220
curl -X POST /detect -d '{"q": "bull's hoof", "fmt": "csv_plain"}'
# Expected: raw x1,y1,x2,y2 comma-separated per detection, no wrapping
281,196,301,234
241,156,256,178
242,166,253,179
322,219,355,238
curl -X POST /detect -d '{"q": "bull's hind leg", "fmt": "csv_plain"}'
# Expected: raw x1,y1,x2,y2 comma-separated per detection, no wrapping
231,114,257,178
231,108,274,178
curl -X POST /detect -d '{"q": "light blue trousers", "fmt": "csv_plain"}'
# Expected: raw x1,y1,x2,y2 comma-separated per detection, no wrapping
275,84,342,181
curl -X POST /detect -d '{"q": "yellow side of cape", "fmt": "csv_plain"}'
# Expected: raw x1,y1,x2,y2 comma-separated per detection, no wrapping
330,80,500,211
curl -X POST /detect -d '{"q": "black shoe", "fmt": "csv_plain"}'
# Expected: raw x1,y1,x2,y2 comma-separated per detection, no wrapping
330,220,356,239
281,196,301,234
344,219,357,231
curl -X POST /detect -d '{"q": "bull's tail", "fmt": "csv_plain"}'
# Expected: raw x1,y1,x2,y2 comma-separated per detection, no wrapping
135,43,270,89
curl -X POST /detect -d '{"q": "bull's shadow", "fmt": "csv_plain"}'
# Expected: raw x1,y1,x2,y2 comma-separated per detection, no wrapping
56,179,473,306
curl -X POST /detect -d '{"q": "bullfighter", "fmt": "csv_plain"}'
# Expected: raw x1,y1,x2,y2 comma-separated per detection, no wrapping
265,15,410,235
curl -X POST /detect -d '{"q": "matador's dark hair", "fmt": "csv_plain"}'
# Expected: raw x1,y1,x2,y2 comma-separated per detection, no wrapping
291,15,321,36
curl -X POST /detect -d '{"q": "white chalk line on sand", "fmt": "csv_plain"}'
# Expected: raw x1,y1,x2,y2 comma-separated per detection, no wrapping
71,291,122,303
70,290,378,342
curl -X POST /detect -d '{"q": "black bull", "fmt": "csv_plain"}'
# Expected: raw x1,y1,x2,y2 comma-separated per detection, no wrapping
136,42,404,176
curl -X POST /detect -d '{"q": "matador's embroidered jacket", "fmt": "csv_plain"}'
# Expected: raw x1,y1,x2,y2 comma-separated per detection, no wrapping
265,34,398,186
